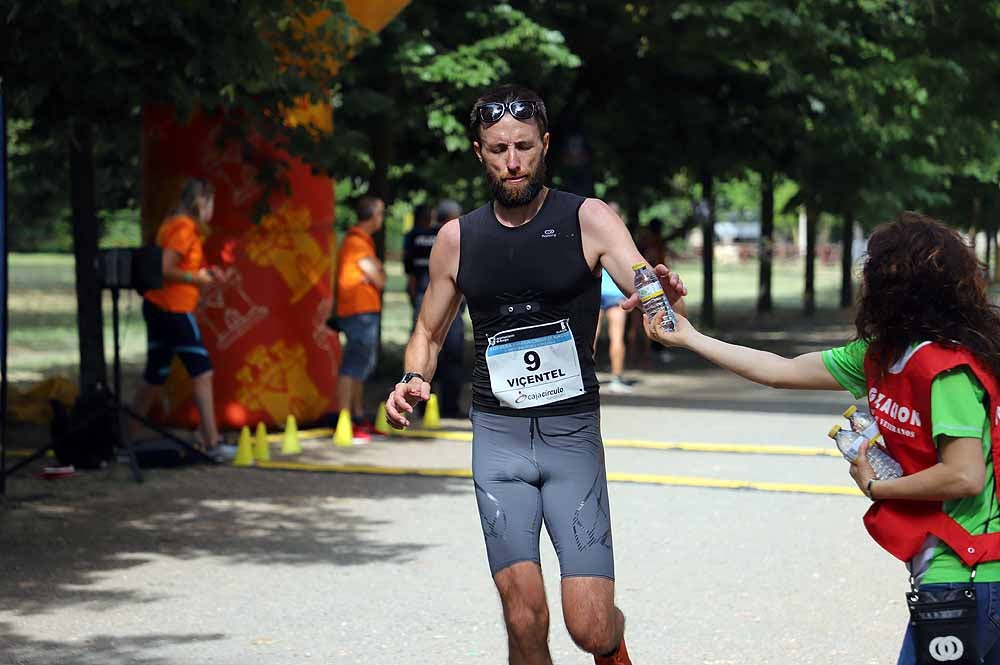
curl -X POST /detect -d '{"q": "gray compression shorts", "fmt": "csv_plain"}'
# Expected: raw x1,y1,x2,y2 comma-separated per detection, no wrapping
471,409,614,579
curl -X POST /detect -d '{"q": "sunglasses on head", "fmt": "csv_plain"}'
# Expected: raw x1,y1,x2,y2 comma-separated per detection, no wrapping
476,100,537,125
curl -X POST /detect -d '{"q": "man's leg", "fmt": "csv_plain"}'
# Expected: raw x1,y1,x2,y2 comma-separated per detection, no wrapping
337,375,356,415
562,577,627,660
351,378,364,420
337,315,366,418
532,411,630,662
472,411,548,664
495,562,553,665
354,313,380,421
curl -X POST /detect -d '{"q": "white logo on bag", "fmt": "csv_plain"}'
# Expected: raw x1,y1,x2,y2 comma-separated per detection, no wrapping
929,636,965,662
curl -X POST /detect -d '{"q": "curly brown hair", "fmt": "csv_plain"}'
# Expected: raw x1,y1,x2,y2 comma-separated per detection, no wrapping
856,211,1000,379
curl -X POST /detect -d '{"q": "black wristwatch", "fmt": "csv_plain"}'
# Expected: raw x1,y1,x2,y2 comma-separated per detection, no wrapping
400,371,425,385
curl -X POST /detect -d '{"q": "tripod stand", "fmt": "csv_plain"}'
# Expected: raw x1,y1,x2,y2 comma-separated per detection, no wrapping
4,249,217,483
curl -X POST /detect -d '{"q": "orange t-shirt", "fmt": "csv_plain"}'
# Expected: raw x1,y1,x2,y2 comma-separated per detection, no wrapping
144,215,205,313
336,227,381,317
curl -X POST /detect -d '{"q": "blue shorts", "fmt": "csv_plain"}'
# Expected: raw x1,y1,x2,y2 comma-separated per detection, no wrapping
142,300,213,385
339,312,380,380
600,294,625,311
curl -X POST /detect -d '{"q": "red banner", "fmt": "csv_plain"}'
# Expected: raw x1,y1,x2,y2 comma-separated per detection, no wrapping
141,106,339,429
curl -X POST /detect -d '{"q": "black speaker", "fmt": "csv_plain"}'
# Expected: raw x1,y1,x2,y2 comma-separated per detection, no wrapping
96,246,163,294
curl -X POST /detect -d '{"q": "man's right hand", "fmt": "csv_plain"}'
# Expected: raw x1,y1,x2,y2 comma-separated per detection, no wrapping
385,378,432,429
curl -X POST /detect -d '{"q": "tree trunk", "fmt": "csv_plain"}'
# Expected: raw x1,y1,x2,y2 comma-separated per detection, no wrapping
701,172,715,328
370,111,392,262
69,119,107,393
1,82,8,495
840,212,854,308
756,171,774,314
803,202,818,316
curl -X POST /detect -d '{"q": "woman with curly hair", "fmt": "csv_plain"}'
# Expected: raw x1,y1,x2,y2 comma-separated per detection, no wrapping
640,212,1000,664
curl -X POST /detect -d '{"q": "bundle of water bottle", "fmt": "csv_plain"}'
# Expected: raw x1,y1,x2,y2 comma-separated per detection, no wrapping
828,405,903,479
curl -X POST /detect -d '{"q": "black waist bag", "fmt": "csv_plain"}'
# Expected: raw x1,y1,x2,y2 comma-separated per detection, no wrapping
907,586,979,665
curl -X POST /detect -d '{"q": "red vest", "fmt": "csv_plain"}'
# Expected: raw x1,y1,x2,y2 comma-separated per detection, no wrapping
862,342,1000,567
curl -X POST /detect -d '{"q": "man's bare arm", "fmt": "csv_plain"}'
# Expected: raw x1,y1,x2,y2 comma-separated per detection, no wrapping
405,222,463,380
579,199,688,316
386,220,463,427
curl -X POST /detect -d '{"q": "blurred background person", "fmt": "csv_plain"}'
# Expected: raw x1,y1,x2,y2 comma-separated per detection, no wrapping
596,267,632,394
637,217,666,267
631,216,672,367
433,199,467,418
334,196,386,440
403,204,436,320
132,178,234,460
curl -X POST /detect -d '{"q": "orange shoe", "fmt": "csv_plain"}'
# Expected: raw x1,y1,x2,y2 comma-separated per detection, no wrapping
594,638,631,665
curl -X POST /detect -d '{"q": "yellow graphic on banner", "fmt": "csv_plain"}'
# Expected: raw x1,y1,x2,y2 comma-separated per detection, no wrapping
236,340,327,423
246,203,329,303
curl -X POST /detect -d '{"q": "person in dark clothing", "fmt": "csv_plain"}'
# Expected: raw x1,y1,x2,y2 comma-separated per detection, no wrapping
403,203,467,418
403,204,437,315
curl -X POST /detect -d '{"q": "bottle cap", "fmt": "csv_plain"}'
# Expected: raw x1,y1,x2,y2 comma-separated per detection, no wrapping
828,425,842,439
870,433,883,445
843,405,857,418
631,262,647,271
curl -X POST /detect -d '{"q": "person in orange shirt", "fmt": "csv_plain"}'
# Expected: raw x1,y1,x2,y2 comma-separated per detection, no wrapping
133,178,234,460
333,196,386,441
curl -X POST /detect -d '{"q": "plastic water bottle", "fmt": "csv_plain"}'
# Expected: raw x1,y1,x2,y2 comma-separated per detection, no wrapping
827,425,903,480
843,405,881,442
633,263,677,332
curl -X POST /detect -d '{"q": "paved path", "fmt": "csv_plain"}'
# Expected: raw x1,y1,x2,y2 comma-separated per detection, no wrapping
3,322,917,664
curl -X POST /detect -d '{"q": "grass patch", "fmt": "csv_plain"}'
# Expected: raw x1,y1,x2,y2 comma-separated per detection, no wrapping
7,252,847,383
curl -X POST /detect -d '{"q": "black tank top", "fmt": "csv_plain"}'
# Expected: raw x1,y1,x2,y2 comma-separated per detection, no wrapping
457,189,600,417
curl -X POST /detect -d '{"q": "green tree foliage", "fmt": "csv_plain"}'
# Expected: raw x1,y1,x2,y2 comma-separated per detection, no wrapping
329,2,580,217
1,0,358,391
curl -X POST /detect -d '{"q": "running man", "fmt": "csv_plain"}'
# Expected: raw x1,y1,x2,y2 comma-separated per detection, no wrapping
385,85,687,665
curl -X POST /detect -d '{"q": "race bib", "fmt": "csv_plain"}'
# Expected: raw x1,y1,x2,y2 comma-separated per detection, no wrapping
486,319,584,409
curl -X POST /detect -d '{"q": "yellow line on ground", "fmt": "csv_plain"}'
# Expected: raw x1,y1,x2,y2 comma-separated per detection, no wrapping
255,460,860,496
273,427,840,457
604,439,841,457
257,460,472,480
605,472,860,496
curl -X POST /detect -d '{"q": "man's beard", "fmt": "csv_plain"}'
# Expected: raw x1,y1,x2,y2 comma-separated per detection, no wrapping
487,160,546,208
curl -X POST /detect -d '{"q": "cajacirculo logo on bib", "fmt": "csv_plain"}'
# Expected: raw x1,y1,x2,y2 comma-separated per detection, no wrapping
486,319,584,409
